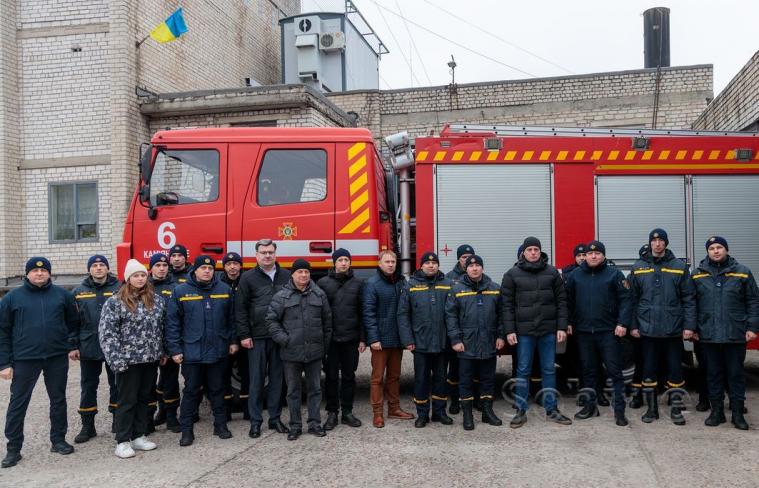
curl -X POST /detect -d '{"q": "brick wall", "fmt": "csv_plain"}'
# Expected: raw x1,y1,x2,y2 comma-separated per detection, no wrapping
21,165,113,272
328,65,714,142
692,51,759,131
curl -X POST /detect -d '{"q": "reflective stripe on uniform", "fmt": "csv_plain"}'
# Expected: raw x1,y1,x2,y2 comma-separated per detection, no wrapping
633,268,654,275
661,268,685,275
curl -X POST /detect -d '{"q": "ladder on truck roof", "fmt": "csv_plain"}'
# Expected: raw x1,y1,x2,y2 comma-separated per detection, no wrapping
442,124,759,138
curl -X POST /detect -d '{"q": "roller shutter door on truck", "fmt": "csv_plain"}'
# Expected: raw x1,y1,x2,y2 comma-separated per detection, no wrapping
435,164,553,278
596,176,687,268
692,175,759,273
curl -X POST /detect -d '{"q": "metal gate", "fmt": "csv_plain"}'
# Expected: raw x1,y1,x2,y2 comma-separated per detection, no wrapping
435,164,553,278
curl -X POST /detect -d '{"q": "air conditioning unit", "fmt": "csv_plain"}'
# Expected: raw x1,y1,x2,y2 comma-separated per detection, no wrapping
319,32,345,51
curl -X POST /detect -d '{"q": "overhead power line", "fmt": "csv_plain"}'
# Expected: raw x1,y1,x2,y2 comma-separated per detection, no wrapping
365,0,538,78
423,0,575,75
371,0,423,86
395,0,433,86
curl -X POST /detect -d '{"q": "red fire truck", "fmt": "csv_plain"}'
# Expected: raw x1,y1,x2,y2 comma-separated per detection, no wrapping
119,124,759,347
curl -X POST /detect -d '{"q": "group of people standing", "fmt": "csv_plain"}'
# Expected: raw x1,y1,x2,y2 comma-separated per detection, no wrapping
0,229,757,468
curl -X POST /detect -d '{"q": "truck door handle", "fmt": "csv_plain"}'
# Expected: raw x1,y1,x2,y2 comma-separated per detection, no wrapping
309,241,333,253
201,244,224,254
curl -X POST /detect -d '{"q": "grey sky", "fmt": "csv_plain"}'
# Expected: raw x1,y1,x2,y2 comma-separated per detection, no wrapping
300,0,758,96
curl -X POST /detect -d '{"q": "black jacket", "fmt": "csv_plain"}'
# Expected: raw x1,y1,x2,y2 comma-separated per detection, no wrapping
398,270,453,353
150,275,176,305
171,266,190,284
317,269,364,343
166,273,234,364
236,264,291,341
629,249,696,337
362,269,404,348
266,280,332,363
501,253,568,336
445,263,466,283
565,260,632,333
561,263,579,280
72,274,121,360
692,256,759,343
445,274,503,359
0,279,79,369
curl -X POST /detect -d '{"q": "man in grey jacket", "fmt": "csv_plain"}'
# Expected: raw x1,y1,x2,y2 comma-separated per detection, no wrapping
267,259,332,440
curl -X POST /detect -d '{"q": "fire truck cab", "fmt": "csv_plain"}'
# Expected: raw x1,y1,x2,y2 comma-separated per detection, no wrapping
118,127,394,274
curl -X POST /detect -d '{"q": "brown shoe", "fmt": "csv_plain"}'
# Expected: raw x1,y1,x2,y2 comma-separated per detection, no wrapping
388,408,415,420
373,414,385,428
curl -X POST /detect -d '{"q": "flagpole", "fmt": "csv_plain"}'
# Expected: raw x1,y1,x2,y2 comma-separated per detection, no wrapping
135,34,150,48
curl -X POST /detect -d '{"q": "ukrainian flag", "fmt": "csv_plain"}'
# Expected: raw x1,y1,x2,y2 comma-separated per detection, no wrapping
149,8,188,44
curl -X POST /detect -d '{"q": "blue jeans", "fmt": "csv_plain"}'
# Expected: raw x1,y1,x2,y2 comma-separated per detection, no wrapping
515,333,557,412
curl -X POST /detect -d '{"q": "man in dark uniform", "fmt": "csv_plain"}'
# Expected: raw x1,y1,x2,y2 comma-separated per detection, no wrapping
626,244,650,409
565,241,632,426
236,239,291,439
399,252,454,428
149,253,180,432
166,255,238,446
445,255,505,430
0,258,79,468
218,252,248,421
629,228,695,426
318,248,365,430
169,244,191,284
693,236,759,430
444,244,475,414
558,243,586,399
71,255,121,443
561,243,587,277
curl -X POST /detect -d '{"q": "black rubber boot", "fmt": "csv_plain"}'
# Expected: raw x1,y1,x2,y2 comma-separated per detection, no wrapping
448,396,460,415
481,400,502,426
695,393,710,412
705,401,725,427
1,450,21,469
462,401,475,431
615,410,629,426
74,414,97,444
179,430,194,446
630,388,644,409
641,389,659,423
574,403,600,420
166,409,181,433
731,401,749,430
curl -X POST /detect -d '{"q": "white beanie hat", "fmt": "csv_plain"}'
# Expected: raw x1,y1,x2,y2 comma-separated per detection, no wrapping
123,259,147,281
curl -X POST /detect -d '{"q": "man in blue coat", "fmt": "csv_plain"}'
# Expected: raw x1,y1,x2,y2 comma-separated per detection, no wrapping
166,255,238,446
693,236,759,430
0,258,79,468
629,228,696,426
565,241,632,426
363,250,414,428
71,255,121,443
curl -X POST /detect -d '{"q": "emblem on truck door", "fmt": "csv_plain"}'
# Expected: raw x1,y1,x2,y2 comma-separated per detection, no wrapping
278,222,297,240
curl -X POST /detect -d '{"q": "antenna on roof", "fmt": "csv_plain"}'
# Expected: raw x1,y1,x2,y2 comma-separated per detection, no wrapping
447,55,457,86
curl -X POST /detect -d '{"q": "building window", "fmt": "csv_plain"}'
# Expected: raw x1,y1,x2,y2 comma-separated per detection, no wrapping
257,149,327,206
49,182,98,242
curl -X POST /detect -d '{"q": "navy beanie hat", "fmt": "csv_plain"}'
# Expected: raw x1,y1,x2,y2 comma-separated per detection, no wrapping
150,253,169,269
292,258,311,272
170,244,188,258
87,254,109,270
573,243,587,257
332,248,352,263
705,236,728,251
193,255,216,269
586,240,606,255
522,236,542,250
223,252,243,266
456,244,475,259
419,251,439,265
26,257,51,275
466,255,484,268
517,244,525,259
649,228,669,246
